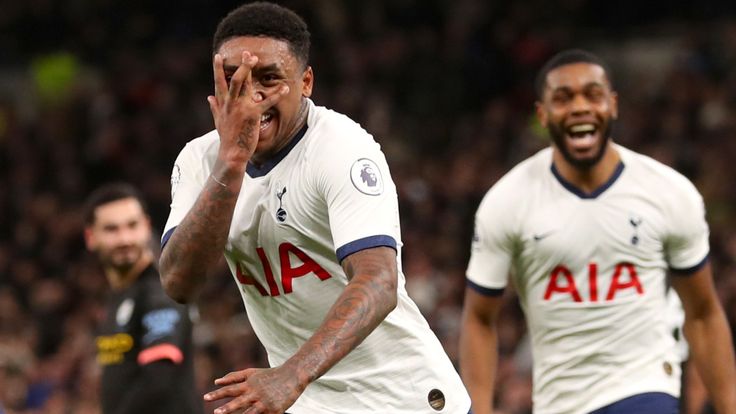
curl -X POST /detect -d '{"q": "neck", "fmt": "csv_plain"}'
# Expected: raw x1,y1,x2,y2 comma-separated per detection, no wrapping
105,251,154,291
251,99,309,167
552,142,621,193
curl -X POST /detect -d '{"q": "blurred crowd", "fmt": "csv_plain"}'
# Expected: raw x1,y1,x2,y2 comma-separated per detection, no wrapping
2,1,736,413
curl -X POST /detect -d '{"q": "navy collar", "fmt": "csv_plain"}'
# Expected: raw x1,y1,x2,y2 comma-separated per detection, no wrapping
246,123,309,178
550,161,625,199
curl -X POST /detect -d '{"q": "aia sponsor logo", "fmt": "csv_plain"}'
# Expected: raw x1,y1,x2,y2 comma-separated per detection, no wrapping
543,262,644,302
235,243,332,296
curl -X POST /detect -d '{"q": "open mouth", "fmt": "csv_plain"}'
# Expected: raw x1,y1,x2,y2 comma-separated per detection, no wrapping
565,123,599,147
567,123,597,138
260,112,274,131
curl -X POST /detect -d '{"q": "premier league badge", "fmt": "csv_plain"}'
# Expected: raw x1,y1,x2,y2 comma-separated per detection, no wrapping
350,158,384,196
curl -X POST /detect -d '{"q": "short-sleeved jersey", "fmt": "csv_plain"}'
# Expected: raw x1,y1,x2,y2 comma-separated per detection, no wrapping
163,99,470,414
466,144,709,414
96,265,200,414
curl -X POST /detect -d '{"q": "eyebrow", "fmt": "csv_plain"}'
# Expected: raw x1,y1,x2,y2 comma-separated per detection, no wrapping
549,82,606,92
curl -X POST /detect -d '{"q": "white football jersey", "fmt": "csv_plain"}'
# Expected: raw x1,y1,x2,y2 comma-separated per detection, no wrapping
466,144,709,414
164,99,470,414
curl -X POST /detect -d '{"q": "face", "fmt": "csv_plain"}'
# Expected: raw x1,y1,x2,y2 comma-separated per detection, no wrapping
84,198,152,272
218,36,313,160
536,62,618,169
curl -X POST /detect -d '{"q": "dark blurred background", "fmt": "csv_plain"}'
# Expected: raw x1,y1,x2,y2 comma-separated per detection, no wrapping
2,1,736,413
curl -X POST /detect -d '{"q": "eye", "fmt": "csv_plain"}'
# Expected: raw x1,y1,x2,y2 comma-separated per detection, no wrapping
259,73,281,86
586,88,604,102
551,91,571,105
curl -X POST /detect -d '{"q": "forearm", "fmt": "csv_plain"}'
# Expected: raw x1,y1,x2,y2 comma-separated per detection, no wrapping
160,161,244,303
460,312,498,414
684,305,736,414
285,265,397,388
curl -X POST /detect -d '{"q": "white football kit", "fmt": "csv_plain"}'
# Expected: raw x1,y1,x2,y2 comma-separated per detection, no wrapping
164,99,470,414
467,144,709,414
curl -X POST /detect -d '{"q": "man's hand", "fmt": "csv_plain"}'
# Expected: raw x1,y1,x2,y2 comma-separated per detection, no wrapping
204,366,305,414
207,51,289,166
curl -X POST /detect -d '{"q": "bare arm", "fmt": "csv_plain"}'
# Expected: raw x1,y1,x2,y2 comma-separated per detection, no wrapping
285,246,398,384
672,262,736,414
159,166,242,303
459,287,504,414
160,51,288,303
204,246,398,413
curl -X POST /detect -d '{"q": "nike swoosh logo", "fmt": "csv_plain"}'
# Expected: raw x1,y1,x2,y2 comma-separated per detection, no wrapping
533,231,555,241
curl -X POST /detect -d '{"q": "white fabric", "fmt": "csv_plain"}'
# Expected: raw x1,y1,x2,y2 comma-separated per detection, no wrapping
165,99,470,413
467,144,708,414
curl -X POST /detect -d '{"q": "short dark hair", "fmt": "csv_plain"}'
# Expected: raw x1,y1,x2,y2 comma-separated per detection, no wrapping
212,2,310,68
535,49,614,100
83,183,148,226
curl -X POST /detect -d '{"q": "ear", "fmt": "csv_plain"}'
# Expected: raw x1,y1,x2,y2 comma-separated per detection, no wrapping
84,227,96,251
301,66,314,98
610,91,619,120
535,101,548,128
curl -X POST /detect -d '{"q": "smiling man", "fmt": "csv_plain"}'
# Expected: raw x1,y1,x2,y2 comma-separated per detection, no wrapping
159,2,469,414
460,49,736,414
84,183,200,414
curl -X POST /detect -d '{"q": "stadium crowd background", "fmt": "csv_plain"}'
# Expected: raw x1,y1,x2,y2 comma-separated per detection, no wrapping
2,1,736,413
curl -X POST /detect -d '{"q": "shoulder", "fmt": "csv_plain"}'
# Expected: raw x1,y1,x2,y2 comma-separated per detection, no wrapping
177,129,220,161
477,147,551,215
618,145,701,200
304,101,379,156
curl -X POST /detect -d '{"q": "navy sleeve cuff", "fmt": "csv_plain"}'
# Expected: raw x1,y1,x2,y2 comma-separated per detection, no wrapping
336,235,397,262
161,227,176,249
670,254,709,276
466,278,505,296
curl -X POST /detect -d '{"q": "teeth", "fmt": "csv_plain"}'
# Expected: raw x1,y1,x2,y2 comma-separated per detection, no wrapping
260,113,272,123
569,124,595,133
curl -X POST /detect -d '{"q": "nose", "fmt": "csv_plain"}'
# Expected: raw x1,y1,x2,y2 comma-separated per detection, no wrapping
570,93,591,114
116,227,137,246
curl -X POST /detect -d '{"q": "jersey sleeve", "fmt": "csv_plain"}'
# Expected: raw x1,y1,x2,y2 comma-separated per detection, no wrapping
665,179,710,273
161,142,209,248
465,187,516,294
312,129,400,262
136,278,192,365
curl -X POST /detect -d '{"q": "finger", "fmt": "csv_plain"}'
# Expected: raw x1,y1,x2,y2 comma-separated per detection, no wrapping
257,85,290,110
212,54,228,104
213,394,257,414
242,52,257,98
214,369,252,385
242,405,263,414
207,96,219,118
204,383,247,402
228,52,258,100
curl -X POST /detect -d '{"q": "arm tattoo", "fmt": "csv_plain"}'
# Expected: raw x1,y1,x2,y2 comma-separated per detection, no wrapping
160,172,242,301
237,119,256,149
287,247,398,384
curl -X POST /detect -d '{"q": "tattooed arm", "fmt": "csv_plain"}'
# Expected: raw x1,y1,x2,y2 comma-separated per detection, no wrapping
160,51,289,303
159,165,243,303
287,246,398,382
203,246,398,414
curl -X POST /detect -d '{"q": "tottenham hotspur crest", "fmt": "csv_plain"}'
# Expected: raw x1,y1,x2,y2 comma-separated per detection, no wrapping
276,186,287,222
350,158,384,196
